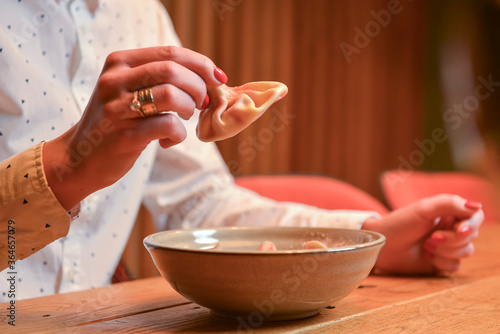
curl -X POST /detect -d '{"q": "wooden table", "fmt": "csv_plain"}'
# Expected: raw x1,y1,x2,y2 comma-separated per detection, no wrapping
2,224,500,333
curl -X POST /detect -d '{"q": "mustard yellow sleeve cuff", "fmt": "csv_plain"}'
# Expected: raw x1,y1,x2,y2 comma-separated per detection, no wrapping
0,143,71,269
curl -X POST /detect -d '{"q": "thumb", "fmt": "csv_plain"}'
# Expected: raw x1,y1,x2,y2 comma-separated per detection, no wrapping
134,114,187,149
159,135,185,149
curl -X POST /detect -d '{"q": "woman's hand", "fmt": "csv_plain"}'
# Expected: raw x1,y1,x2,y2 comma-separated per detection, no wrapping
43,46,227,210
363,194,484,275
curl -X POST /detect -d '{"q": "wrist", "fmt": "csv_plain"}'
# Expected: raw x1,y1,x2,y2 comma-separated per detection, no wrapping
361,217,380,232
360,217,389,273
42,130,92,211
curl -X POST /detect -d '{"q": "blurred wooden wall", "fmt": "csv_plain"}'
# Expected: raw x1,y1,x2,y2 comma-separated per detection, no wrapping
122,0,428,281
159,0,428,201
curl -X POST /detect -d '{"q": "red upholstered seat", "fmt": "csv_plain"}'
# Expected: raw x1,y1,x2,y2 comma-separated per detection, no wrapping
380,170,500,224
235,174,388,215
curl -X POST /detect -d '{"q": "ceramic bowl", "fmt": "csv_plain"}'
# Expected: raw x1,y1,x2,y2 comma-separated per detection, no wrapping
143,227,385,321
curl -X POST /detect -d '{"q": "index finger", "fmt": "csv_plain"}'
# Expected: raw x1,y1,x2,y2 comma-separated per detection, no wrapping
417,194,482,221
106,46,227,86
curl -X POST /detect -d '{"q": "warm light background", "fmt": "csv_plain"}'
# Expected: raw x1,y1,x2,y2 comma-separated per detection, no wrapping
161,0,428,200
124,0,497,279
124,0,429,280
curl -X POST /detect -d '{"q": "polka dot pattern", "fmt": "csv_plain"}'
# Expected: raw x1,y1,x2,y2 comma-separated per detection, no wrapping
0,0,171,301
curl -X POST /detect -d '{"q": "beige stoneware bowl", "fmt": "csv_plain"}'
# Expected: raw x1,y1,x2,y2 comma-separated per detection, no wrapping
143,227,385,321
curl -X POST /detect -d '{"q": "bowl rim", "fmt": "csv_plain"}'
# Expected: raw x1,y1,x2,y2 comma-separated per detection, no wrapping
143,226,385,255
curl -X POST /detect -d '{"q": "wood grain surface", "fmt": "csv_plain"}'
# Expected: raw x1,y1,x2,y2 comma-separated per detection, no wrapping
2,224,499,333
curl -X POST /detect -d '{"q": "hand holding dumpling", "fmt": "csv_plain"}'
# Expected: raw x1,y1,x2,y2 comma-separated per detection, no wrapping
43,44,288,212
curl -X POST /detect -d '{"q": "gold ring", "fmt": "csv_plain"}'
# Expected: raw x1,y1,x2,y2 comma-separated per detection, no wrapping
129,88,158,117
129,91,144,116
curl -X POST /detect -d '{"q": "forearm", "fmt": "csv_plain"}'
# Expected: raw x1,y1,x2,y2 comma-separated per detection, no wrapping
144,169,380,231
202,184,380,229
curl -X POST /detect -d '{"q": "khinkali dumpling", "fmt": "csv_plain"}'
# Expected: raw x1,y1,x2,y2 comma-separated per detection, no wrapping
196,81,288,142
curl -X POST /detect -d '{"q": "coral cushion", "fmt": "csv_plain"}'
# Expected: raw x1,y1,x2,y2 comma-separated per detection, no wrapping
235,174,388,215
380,170,500,224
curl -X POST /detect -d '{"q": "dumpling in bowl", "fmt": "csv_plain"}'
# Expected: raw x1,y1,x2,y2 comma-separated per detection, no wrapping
196,81,288,142
257,241,277,251
303,240,328,249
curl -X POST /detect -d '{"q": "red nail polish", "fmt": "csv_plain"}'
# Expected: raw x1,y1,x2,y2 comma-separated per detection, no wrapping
202,94,209,109
458,225,471,236
464,201,482,210
214,67,228,84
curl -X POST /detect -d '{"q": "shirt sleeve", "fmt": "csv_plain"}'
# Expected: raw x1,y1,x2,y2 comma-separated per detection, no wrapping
0,142,71,271
142,127,380,232
143,162,379,232
199,183,380,230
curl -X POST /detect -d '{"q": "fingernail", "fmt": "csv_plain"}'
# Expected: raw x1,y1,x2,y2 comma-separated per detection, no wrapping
202,94,209,109
464,201,482,210
430,234,446,244
458,225,471,236
214,67,228,84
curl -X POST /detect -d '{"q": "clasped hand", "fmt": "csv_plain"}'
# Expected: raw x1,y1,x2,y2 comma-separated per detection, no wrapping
363,194,484,274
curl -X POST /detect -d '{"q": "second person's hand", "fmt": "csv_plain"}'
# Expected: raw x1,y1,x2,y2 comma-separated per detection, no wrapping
363,194,484,275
